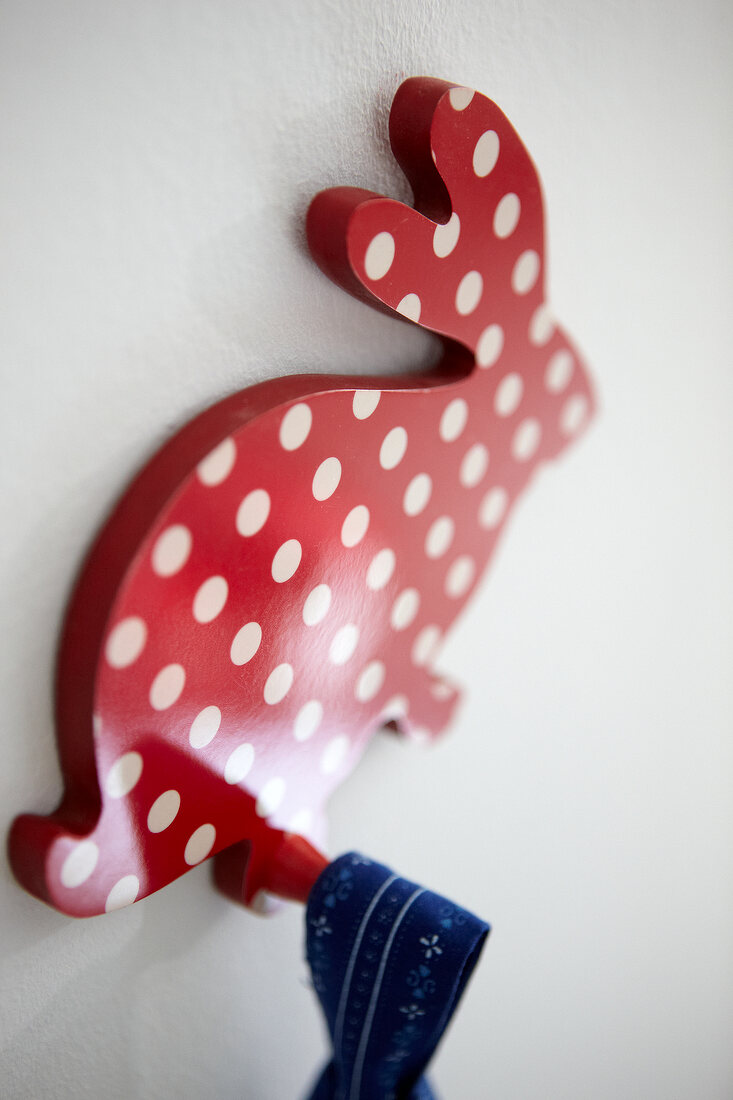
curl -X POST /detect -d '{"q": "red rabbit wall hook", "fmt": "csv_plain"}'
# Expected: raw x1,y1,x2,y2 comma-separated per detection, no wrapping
9,77,594,918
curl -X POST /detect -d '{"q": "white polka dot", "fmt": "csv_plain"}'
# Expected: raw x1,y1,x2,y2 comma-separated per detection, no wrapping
320,735,350,775
440,398,469,442
412,625,442,667
105,875,140,912
105,617,147,669
341,505,370,547
287,808,314,835
303,584,332,626
149,664,185,710
353,390,381,419
147,790,181,833
192,575,228,623
256,777,286,818
460,443,489,488
355,660,386,703
366,548,396,590
312,457,342,501
184,823,216,865
493,193,521,238
152,525,192,577
455,270,483,315
189,705,221,748
433,213,461,258
512,418,542,461
473,130,499,177
512,250,540,295
545,349,574,393
381,695,409,720
364,231,395,280
494,373,524,417
449,86,474,110
560,393,590,436
445,555,476,598
396,293,421,322
105,752,143,798
272,539,302,582
379,426,408,470
264,663,294,705
230,621,262,665
476,324,504,368
60,840,99,888
431,680,455,701
224,743,255,785
329,624,359,665
425,516,455,559
236,489,270,536
294,699,323,742
197,438,236,486
403,473,432,517
390,588,420,631
279,403,312,451
529,303,555,346
479,486,509,529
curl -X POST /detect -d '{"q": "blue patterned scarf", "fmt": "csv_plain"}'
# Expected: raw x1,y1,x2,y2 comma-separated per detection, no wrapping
305,853,489,1099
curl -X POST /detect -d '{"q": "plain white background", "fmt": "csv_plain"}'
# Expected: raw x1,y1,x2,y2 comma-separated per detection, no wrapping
1,1,731,1097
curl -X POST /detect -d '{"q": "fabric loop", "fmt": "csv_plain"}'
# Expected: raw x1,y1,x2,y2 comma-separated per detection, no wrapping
305,853,489,1099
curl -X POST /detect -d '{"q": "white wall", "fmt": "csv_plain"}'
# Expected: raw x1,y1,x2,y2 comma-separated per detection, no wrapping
1,2,731,1097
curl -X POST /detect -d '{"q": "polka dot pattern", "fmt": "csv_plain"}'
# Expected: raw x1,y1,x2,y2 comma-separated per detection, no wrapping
105,617,147,669
272,539,302,582
264,664,294,705
425,516,455,559
366,548,396,590
279,404,312,451
341,505,370,547
329,624,359,665
294,700,323,742
352,390,380,419
105,752,143,799
193,576,228,623
152,525,192,577
364,232,395,280
60,841,99,889
148,790,181,833
433,213,460,258
236,489,270,537
256,777,286,818
312,457,342,501
230,621,262,665
396,293,421,322
455,270,483,315
189,705,221,748
105,875,140,911
303,584,332,626
197,438,236,486
473,130,499,177
512,250,540,295
75,82,594,919
493,193,520,238
149,664,185,711
184,824,216,865
403,473,432,517
439,398,468,442
476,324,504,368
460,443,489,488
379,427,408,470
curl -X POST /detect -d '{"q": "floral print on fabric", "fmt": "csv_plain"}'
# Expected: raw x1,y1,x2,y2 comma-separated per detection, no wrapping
305,853,489,1100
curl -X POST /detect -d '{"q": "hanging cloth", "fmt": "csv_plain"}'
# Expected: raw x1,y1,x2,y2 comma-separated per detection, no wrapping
305,853,489,1099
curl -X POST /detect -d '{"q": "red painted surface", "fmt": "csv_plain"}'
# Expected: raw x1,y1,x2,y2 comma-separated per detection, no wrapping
8,78,594,917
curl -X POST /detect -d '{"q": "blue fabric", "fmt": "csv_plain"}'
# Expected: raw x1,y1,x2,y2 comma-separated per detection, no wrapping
305,853,489,1100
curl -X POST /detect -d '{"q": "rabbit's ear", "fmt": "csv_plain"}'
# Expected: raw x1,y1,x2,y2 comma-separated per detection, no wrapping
307,79,547,356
